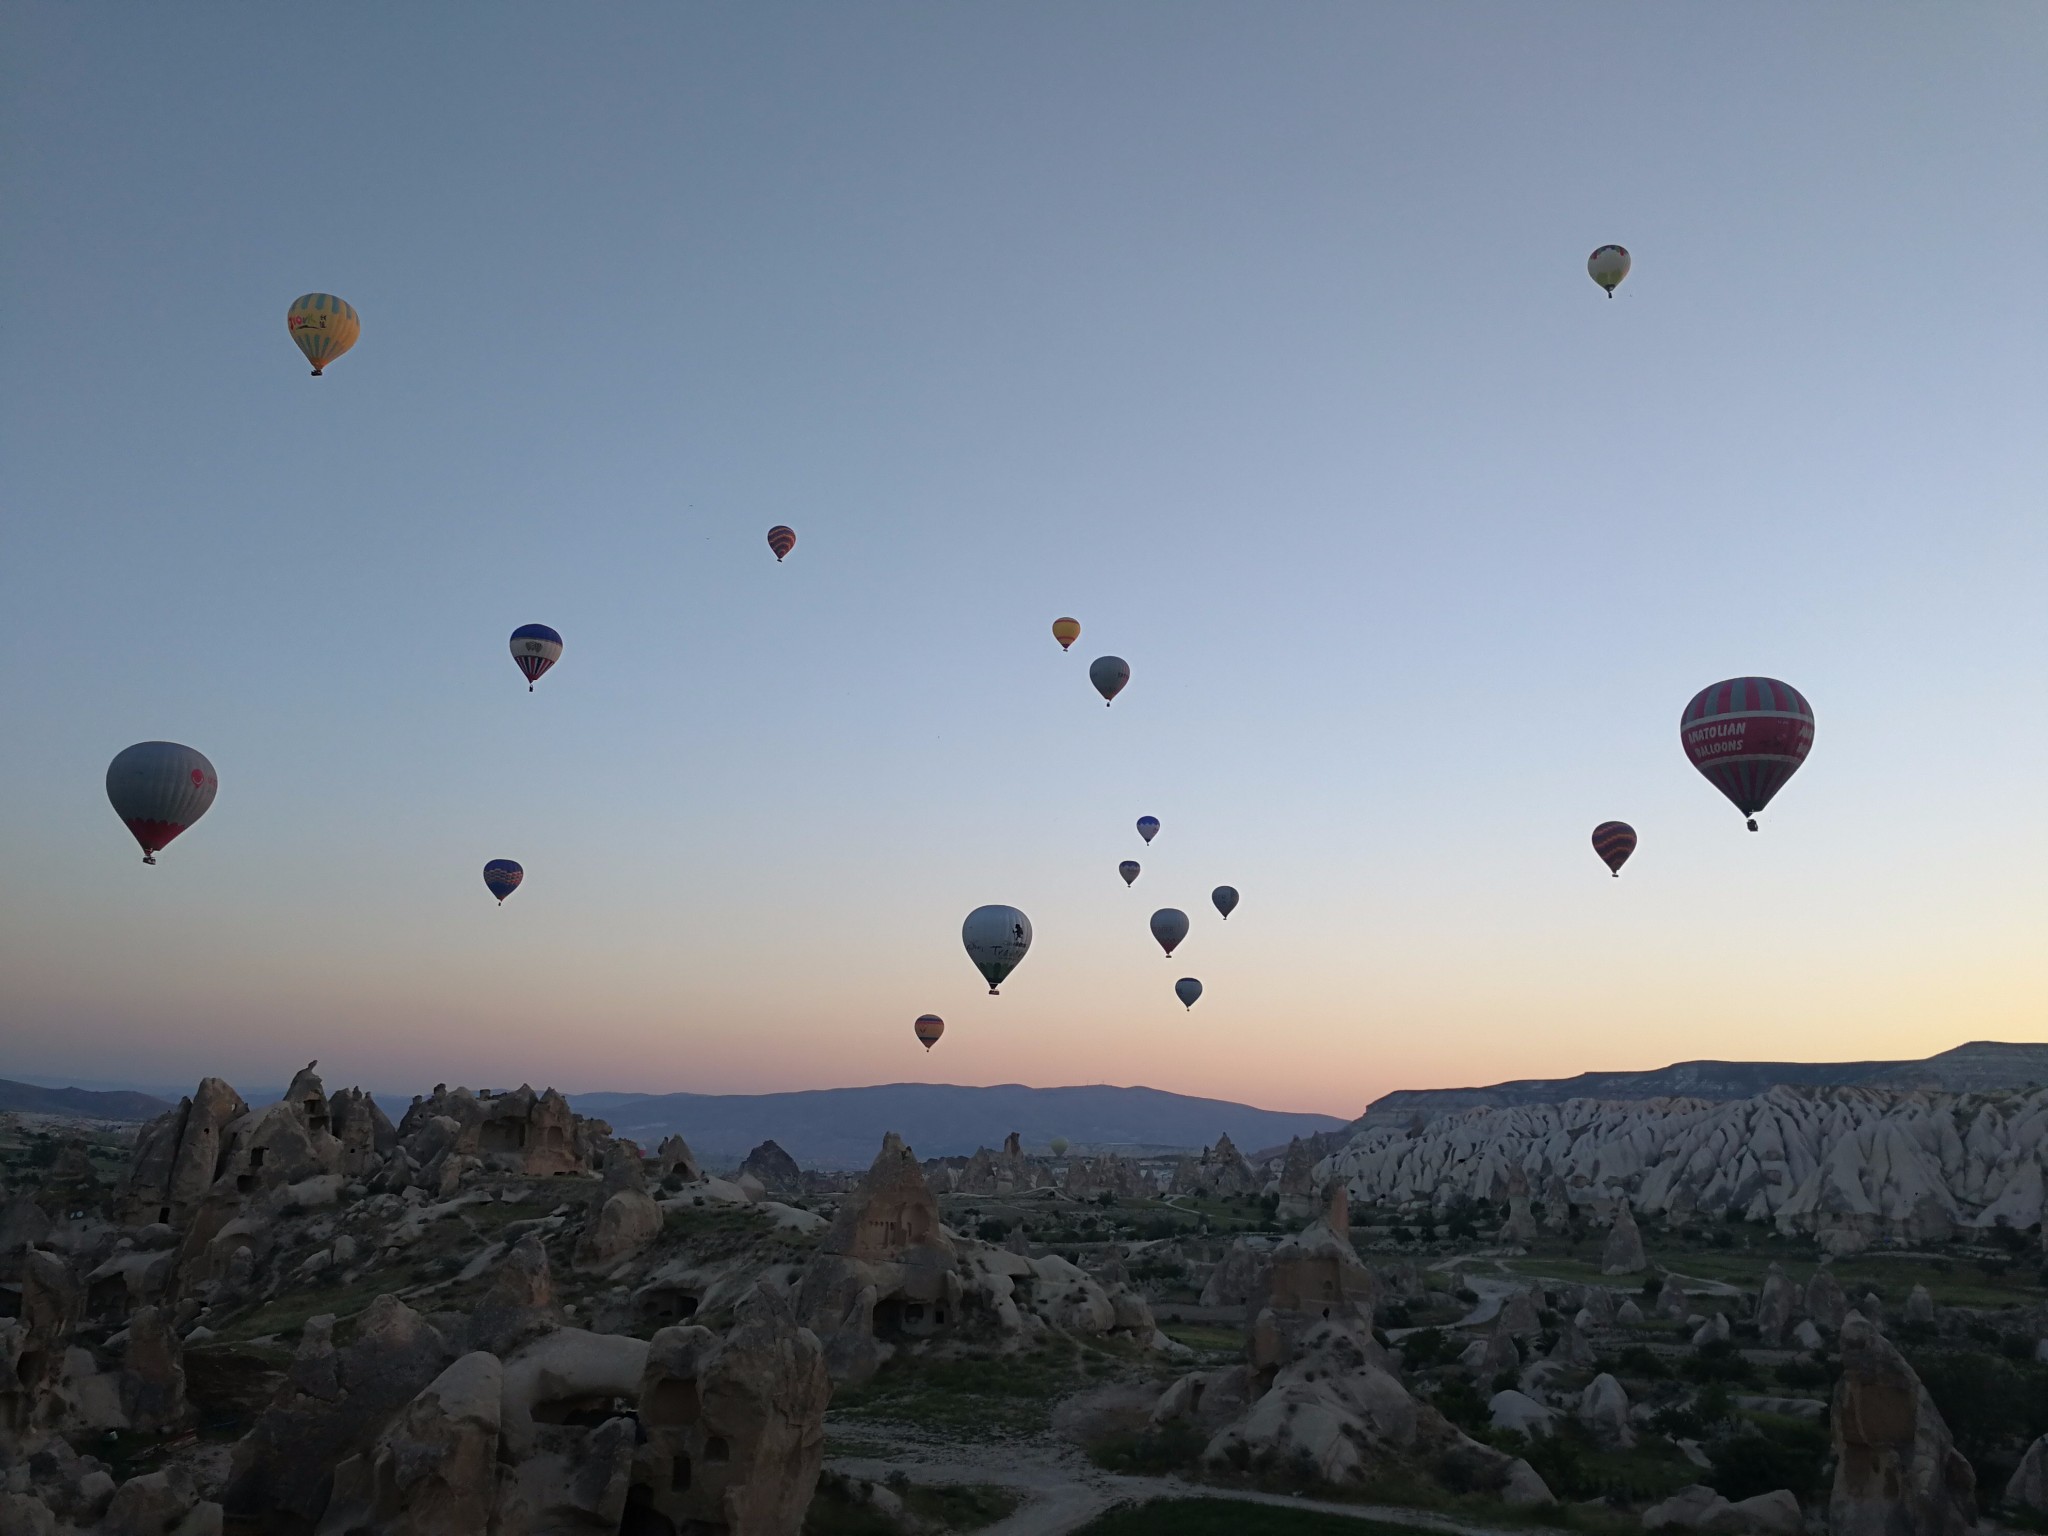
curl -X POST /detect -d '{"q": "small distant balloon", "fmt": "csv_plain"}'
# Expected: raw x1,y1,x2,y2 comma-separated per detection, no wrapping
914,1014,945,1052
1588,245,1631,297
962,904,1033,995
1089,656,1129,705
483,859,524,904
286,293,360,375
106,742,218,865
1150,907,1189,957
1052,617,1081,652
1591,823,1637,877
1211,885,1239,919
766,525,796,562
1049,1137,1069,1156
510,624,563,691
1680,677,1814,831
1136,816,1159,845
1119,860,1141,888
1175,977,1203,1010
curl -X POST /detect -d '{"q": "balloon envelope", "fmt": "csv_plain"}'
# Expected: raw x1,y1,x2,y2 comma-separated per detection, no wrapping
1150,907,1189,956
1119,860,1141,887
962,905,1033,994
767,525,796,562
1591,823,1637,876
483,859,524,903
510,624,563,690
1136,816,1159,844
1089,656,1129,704
1212,885,1239,919
287,293,360,374
1052,617,1081,651
1588,245,1631,295
1175,977,1203,1010
914,1014,945,1051
106,742,217,864
1680,677,1814,829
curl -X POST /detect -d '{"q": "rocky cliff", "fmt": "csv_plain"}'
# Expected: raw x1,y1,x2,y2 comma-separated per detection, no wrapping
1323,1081,2048,1246
1356,1041,2048,1132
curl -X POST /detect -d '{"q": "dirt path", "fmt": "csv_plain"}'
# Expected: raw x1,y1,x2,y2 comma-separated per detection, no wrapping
826,1418,1530,1536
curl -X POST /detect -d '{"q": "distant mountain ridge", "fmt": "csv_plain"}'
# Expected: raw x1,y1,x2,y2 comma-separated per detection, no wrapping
570,1082,1348,1170
1356,1040,2048,1131
0,1079,175,1123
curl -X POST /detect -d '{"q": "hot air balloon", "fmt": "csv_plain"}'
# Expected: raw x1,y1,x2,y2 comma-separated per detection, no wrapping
1150,908,1189,957
1049,1137,1069,1157
962,905,1033,995
287,293,360,375
1681,677,1814,830
1591,822,1637,876
509,624,562,691
1089,656,1129,705
914,1014,945,1051
1588,245,1631,296
766,525,796,562
106,742,217,864
1212,885,1239,919
1052,617,1081,652
483,859,524,904
1175,977,1203,1010
1119,860,1141,888
1136,816,1159,844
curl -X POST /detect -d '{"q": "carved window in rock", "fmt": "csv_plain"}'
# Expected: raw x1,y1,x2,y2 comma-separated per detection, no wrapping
642,1378,702,1428
705,1436,730,1463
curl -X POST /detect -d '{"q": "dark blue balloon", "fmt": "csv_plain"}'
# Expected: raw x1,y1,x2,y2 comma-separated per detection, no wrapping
483,859,524,904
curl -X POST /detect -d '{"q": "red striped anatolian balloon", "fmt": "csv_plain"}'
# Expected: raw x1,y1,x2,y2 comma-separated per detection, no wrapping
106,741,218,864
1590,822,1637,876
766,525,796,562
913,1014,945,1051
1680,677,1814,830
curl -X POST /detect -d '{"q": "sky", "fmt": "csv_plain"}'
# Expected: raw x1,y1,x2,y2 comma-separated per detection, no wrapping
2,4,2044,1119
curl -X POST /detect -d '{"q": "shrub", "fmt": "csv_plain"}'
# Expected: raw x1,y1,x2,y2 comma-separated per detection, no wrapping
1617,1345,1670,1380
1681,1339,1759,1386
1708,1417,1830,1502
1089,1420,1207,1475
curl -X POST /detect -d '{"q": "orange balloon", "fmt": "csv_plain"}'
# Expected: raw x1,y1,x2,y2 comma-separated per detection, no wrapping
913,1014,945,1051
1051,617,1080,652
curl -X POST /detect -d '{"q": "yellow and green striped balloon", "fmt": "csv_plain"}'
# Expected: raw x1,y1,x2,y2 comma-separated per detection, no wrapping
286,293,360,376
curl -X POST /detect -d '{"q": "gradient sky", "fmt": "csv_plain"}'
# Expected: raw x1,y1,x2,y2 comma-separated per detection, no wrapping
3,4,2044,1118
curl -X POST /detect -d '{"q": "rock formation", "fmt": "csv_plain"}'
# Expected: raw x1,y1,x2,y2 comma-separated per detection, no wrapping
1321,1083,2048,1244
1829,1312,1977,1536
795,1133,1163,1387
738,1140,802,1195
1602,1204,1647,1274
1754,1263,1797,1344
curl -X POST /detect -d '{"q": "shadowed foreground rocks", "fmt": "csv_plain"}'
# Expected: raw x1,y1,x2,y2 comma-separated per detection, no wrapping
1830,1312,1977,1536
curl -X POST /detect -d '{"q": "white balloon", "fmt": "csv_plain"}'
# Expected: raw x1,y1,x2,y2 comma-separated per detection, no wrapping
1588,244,1631,295
106,741,218,864
962,905,1033,994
